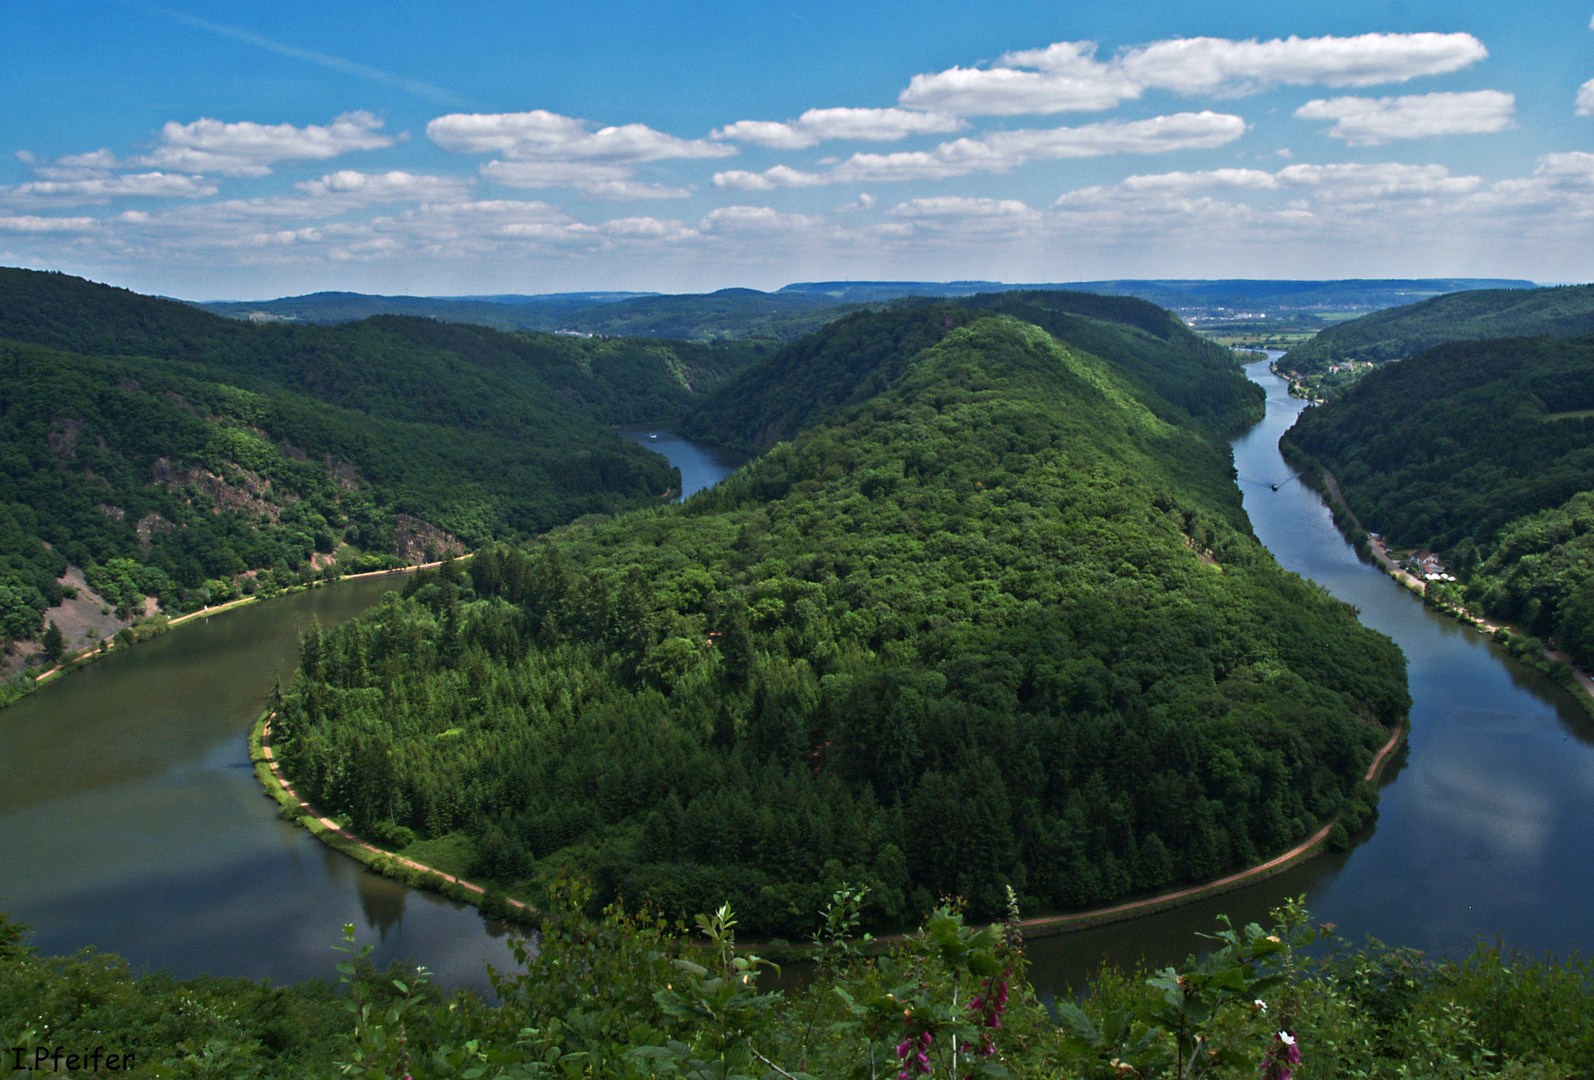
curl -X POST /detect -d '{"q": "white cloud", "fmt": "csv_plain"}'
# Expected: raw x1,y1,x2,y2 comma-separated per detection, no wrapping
598,216,700,240
712,165,830,190
0,215,98,232
1118,33,1488,95
136,112,397,177
898,33,1488,118
4,172,219,203
714,107,964,148
888,196,1037,217
430,109,727,198
1296,90,1515,145
575,180,694,200
1118,168,1281,193
900,42,1140,115
1485,152,1594,210
478,160,691,199
427,110,731,163
699,205,824,232
1578,78,1594,116
717,112,1244,188
1275,161,1482,199
293,170,473,202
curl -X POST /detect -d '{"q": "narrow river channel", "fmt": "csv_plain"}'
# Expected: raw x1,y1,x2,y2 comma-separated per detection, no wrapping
4,381,1593,996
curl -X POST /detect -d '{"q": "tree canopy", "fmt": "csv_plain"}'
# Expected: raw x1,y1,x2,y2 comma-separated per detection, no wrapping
277,313,1404,937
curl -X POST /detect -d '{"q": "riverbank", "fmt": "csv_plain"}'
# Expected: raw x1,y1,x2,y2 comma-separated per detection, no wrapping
252,712,537,926
7,560,456,708
1306,464,1594,718
258,696,1403,947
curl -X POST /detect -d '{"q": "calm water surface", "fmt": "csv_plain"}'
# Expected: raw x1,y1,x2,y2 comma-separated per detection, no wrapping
619,426,747,500
0,576,524,988
5,385,1592,997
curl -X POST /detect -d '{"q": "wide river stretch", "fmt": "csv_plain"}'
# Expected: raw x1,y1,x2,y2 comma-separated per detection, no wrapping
4,369,1594,996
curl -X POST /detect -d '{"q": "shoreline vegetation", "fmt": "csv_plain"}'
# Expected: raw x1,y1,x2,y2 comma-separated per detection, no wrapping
1298,460,1594,718
6,559,457,708
255,674,1406,950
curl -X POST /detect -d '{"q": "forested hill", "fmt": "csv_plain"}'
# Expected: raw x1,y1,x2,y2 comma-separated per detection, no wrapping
0,269,767,427
1281,283,1594,375
1283,333,1594,665
675,290,1262,454
0,269,761,646
276,312,1406,937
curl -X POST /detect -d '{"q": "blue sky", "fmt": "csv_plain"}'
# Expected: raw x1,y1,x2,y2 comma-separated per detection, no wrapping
3,1,1592,298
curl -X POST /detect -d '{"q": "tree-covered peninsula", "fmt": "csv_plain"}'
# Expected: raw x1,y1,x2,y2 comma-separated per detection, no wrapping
0,269,762,646
275,309,1406,937
1284,332,1594,667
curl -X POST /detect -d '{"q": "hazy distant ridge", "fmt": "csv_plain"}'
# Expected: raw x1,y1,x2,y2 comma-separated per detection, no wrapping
189,278,1537,343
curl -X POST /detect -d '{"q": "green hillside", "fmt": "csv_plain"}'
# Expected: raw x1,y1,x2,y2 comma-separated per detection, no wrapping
0,269,766,645
1283,333,1594,664
194,285,864,342
676,290,1263,455
1281,284,1594,376
193,290,651,331
560,287,865,341
275,311,1405,937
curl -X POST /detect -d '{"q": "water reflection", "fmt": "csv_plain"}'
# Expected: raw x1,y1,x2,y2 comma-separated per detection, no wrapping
357,872,409,942
0,577,523,990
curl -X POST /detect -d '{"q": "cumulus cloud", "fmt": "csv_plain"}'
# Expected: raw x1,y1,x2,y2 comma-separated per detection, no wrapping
0,214,98,232
715,112,1244,188
698,205,824,232
1117,33,1488,95
1117,168,1282,193
292,170,472,202
712,165,830,191
1275,161,1482,199
598,216,700,240
575,180,694,200
1062,161,1481,204
427,110,730,162
714,107,964,148
898,33,1487,117
900,41,1140,116
1296,90,1515,145
1579,78,1594,117
888,196,1037,218
4,172,219,203
478,160,692,199
429,109,726,198
136,111,397,177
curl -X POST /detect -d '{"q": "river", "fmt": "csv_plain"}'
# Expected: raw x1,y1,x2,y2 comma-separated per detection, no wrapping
5,391,1594,995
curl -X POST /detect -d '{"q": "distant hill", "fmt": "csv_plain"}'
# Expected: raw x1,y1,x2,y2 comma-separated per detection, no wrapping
192,291,655,331
678,289,1264,457
558,288,866,340
780,278,1532,318
1281,284,1594,376
186,279,1535,346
